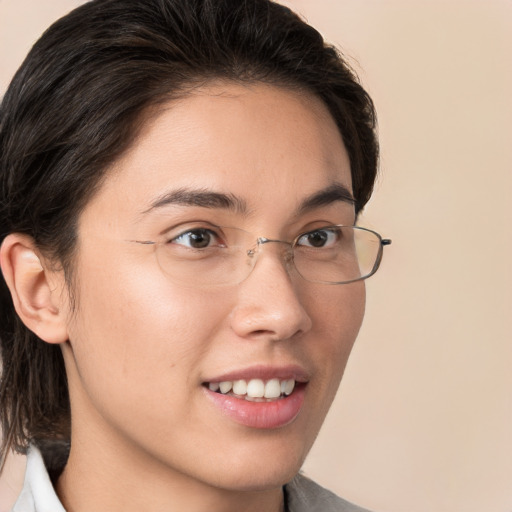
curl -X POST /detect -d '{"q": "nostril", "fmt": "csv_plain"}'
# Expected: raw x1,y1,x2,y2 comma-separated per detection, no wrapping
252,329,272,336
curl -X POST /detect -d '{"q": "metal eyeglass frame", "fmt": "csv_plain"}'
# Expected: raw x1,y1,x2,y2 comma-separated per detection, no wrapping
129,225,392,286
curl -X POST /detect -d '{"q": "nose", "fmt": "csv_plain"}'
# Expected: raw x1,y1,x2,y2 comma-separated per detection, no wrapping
229,245,313,341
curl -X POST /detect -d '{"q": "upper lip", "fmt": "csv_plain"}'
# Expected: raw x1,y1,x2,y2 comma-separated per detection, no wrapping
203,364,310,384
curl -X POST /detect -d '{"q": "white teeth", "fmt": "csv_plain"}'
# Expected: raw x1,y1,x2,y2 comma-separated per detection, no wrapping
232,380,247,395
283,379,295,396
219,381,233,394
211,378,297,399
246,379,265,398
264,378,281,398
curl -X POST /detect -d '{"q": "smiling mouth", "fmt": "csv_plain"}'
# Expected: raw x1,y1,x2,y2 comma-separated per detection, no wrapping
205,378,296,402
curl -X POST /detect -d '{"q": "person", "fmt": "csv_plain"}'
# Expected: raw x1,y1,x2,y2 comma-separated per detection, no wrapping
0,0,390,510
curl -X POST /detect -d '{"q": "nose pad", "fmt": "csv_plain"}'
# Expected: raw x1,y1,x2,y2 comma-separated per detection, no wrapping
245,238,295,279
231,243,312,341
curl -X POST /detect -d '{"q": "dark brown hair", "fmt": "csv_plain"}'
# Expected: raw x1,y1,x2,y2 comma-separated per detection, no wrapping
0,0,378,470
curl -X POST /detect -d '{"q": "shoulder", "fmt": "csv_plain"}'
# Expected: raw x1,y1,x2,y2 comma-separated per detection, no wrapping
285,473,373,512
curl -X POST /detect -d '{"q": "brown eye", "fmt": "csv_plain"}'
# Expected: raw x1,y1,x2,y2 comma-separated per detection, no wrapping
297,228,339,248
172,229,219,249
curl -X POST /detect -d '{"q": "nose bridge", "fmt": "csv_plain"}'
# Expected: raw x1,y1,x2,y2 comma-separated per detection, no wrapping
247,236,293,270
232,235,312,341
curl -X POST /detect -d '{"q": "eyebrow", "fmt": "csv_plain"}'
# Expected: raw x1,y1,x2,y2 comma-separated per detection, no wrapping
143,188,249,215
142,182,354,216
296,183,355,214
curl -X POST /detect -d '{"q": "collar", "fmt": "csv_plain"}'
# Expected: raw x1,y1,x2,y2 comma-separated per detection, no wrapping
11,446,65,512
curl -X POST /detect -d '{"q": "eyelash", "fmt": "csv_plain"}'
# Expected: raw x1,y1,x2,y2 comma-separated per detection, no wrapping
165,223,343,251
169,227,225,249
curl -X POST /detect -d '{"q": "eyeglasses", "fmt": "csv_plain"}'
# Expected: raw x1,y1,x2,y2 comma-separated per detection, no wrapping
129,224,391,287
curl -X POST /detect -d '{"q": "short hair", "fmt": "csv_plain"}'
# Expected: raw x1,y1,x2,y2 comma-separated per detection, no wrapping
0,0,378,468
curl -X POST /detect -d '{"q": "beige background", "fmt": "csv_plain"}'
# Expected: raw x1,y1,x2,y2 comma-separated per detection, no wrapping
1,1,511,511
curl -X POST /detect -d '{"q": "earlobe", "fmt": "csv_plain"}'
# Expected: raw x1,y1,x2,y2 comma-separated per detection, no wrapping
0,234,69,344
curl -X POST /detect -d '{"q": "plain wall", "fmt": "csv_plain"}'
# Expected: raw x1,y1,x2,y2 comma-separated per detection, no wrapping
1,1,511,511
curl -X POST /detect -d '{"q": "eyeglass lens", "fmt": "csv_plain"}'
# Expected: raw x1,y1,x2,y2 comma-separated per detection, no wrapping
152,225,386,286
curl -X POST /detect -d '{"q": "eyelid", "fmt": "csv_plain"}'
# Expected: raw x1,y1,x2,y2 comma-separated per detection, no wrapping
295,223,342,239
296,225,339,241
158,220,350,245
296,218,352,231
159,220,223,240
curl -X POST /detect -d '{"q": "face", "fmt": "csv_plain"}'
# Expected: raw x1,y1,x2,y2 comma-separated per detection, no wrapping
59,83,365,493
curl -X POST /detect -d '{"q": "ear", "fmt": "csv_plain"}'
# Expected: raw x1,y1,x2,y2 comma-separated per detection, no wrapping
0,234,69,344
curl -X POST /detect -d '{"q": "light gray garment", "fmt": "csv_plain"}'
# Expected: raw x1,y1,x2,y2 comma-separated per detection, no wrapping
11,446,372,512
286,474,373,512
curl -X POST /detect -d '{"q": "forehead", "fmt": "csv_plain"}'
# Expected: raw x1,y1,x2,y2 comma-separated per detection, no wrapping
81,82,352,231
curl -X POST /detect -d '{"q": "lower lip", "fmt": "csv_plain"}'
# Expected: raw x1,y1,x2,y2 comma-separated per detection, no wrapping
204,385,306,429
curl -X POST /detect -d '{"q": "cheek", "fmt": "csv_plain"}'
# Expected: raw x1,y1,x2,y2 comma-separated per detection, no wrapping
307,282,365,392
65,258,228,413
309,279,365,338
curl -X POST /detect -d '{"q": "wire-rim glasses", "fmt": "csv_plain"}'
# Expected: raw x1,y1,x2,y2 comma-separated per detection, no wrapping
129,224,391,287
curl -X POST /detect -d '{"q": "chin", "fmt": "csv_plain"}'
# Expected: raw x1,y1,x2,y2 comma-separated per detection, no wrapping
200,435,312,492
215,463,301,493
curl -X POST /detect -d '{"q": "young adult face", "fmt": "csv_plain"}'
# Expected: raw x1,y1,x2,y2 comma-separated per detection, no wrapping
53,83,365,507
